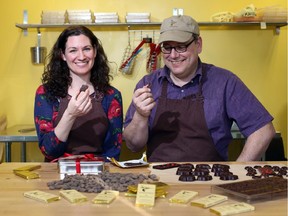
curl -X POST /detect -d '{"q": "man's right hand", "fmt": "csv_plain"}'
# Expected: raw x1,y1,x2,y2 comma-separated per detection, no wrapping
132,85,156,117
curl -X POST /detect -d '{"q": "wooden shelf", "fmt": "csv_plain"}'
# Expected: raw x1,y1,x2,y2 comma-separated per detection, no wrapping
16,21,287,29
15,21,287,35
15,22,162,31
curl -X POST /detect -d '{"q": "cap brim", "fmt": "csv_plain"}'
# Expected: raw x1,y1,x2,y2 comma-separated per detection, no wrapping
158,30,193,44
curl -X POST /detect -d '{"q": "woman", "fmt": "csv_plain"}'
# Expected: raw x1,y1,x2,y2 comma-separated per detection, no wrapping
34,25,123,162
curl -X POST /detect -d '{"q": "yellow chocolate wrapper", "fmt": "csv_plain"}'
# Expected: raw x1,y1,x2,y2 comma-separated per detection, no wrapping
14,170,40,179
128,182,168,198
13,164,41,172
24,190,60,203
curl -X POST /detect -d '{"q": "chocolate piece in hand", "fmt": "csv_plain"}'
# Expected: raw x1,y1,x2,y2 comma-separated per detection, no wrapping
76,84,88,99
80,84,88,92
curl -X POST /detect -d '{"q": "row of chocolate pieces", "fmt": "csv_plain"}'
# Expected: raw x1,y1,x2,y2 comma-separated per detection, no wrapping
245,165,288,179
177,163,238,182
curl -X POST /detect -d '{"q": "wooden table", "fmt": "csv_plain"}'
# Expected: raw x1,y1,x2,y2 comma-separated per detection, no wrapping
0,161,287,216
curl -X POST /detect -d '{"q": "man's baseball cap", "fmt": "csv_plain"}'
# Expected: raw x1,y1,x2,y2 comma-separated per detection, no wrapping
158,15,199,44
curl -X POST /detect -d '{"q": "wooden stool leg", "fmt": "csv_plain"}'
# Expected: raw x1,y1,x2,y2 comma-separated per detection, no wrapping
21,142,27,162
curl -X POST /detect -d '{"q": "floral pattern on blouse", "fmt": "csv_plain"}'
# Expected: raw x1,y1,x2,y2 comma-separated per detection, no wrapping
34,85,123,161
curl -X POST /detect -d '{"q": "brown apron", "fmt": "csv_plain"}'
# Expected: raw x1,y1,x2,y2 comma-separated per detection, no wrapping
54,91,108,156
147,69,224,162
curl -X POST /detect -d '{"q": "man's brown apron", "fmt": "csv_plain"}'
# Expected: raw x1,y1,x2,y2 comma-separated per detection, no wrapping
147,70,224,162
54,92,108,156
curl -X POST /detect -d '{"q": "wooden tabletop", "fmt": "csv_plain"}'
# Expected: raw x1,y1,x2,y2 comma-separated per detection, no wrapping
0,161,287,216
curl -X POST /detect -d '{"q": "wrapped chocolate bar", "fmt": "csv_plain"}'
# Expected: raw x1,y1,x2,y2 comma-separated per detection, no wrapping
107,152,149,168
135,184,156,207
58,154,105,179
60,189,88,203
191,194,228,208
24,190,60,203
169,190,198,204
13,164,41,172
126,182,168,198
14,170,40,179
210,202,255,216
92,190,119,204
13,164,41,179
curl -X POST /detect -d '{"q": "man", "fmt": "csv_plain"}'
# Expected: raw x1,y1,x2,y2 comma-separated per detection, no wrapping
123,15,275,162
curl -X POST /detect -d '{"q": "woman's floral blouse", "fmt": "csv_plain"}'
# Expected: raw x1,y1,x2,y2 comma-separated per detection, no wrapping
34,85,123,161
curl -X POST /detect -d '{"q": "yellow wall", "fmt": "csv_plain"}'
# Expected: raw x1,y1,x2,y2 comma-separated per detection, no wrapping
0,0,287,161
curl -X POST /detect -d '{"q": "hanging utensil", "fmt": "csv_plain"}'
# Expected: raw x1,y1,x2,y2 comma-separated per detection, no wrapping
30,29,46,65
146,43,161,73
119,35,148,75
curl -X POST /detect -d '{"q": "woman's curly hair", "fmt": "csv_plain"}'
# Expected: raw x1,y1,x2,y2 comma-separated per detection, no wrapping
42,25,112,102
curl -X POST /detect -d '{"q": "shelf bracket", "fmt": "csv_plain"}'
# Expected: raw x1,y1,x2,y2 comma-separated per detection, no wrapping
260,22,267,30
275,26,280,35
22,10,28,36
260,22,281,35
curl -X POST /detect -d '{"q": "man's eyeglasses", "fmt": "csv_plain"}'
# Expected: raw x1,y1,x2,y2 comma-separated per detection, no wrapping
161,38,196,54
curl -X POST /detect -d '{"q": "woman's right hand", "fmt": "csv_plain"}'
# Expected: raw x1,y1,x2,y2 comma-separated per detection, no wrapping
66,89,92,117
